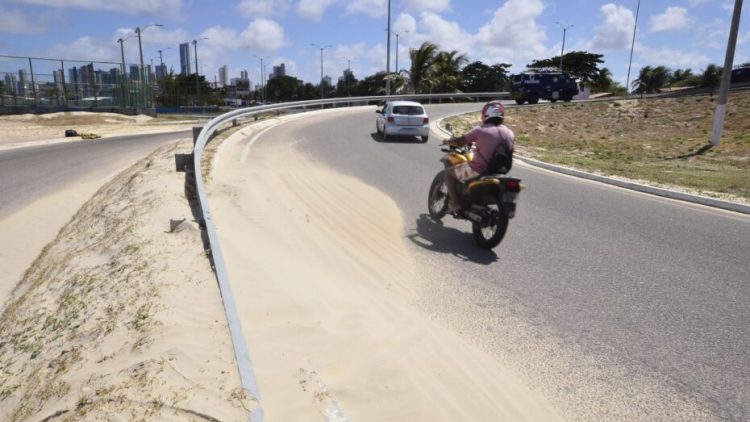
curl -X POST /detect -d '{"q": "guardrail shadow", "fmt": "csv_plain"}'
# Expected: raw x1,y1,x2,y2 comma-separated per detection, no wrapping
406,214,498,265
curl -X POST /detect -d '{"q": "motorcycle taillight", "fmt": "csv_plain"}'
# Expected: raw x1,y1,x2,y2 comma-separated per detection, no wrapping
505,180,520,191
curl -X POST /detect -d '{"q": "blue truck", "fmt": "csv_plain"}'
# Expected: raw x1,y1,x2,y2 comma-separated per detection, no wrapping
511,71,579,105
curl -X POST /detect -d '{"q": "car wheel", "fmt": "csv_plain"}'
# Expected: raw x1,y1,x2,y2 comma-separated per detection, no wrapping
376,121,382,134
515,98,525,105
421,136,428,143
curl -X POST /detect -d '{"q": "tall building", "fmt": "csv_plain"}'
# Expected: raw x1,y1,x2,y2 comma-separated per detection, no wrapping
4,74,17,94
179,43,192,76
129,65,140,80
155,64,167,81
219,65,229,87
271,63,286,79
53,69,64,92
240,70,248,79
17,69,29,96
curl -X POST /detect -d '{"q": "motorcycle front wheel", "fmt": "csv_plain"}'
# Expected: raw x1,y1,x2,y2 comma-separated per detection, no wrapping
472,198,509,249
428,170,448,220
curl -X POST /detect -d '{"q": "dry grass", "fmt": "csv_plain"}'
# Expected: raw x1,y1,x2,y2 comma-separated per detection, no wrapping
445,91,750,202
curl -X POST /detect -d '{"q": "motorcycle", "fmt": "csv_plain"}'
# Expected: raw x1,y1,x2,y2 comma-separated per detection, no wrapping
427,125,522,249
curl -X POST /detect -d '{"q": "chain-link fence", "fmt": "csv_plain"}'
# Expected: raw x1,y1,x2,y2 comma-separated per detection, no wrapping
0,54,159,111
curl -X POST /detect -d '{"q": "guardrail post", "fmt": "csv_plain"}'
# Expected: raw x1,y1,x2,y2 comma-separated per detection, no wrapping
192,126,203,146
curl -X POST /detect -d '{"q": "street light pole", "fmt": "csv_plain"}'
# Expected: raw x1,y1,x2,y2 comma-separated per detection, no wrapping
135,23,162,109
117,37,130,107
192,37,208,105
395,30,408,74
710,0,743,146
385,0,392,96
253,54,270,103
555,22,573,71
342,57,354,97
626,0,641,94
311,43,332,99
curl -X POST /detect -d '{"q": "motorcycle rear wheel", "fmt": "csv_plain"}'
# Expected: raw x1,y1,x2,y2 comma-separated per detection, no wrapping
472,199,509,249
428,170,449,220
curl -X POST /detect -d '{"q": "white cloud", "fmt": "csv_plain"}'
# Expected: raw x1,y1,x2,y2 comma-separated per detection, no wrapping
650,7,691,32
474,0,547,66
46,36,120,62
115,26,190,46
403,0,450,13
418,12,473,54
297,0,338,21
200,26,238,50
591,3,635,50
638,46,710,69
239,19,287,51
0,6,47,33
236,0,291,17
10,0,183,18
346,0,386,17
688,0,713,6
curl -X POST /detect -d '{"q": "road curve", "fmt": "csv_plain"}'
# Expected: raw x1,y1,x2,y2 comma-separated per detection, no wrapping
246,104,749,421
0,130,191,220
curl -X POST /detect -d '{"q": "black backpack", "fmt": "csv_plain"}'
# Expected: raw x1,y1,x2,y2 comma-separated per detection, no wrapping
484,141,513,174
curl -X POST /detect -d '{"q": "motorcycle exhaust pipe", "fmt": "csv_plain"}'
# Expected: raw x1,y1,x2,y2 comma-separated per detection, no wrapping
465,205,485,224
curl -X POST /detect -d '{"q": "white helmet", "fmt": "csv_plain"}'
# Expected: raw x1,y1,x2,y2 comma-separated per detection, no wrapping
481,101,505,122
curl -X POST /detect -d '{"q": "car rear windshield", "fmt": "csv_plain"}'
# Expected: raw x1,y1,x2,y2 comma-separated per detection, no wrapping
392,106,424,115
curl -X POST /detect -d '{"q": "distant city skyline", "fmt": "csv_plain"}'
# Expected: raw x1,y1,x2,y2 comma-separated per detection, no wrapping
0,1,747,88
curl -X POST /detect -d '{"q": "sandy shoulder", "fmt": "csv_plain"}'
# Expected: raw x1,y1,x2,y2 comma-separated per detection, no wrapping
209,115,564,420
0,140,252,421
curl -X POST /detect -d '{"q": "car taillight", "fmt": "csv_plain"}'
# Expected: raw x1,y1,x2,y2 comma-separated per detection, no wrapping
387,116,395,123
423,117,429,124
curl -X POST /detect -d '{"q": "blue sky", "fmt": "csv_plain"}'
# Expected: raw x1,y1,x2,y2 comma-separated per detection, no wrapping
0,0,748,88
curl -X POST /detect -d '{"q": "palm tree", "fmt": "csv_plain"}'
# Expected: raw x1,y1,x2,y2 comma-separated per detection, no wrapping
431,50,468,93
631,65,670,94
408,42,439,93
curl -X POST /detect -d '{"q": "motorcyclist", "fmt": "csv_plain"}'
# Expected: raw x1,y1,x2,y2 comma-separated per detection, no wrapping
443,101,515,213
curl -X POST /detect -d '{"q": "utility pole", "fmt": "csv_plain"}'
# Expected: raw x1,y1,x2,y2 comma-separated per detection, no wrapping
710,0,743,146
625,0,641,94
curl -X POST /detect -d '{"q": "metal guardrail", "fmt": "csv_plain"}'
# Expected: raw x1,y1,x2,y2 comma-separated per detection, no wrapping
190,92,508,422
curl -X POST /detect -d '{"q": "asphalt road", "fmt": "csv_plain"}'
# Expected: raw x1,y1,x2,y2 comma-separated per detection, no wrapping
252,104,750,421
0,130,191,219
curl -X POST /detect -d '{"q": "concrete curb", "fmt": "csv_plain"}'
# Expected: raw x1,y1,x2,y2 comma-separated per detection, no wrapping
433,115,750,215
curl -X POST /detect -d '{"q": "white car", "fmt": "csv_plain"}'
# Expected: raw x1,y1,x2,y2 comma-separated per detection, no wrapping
375,100,430,142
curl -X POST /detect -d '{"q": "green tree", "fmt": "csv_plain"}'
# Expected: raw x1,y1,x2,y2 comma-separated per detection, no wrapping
431,50,468,93
161,72,212,106
699,64,723,88
631,65,671,94
355,71,388,96
266,75,303,101
408,42,439,93
335,71,358,97
527,51,604,84
669,68,694,86
459,61,510,92
589,67,614,92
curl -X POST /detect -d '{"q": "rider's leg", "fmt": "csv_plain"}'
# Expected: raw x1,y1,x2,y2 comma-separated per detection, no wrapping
444,167,462,212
